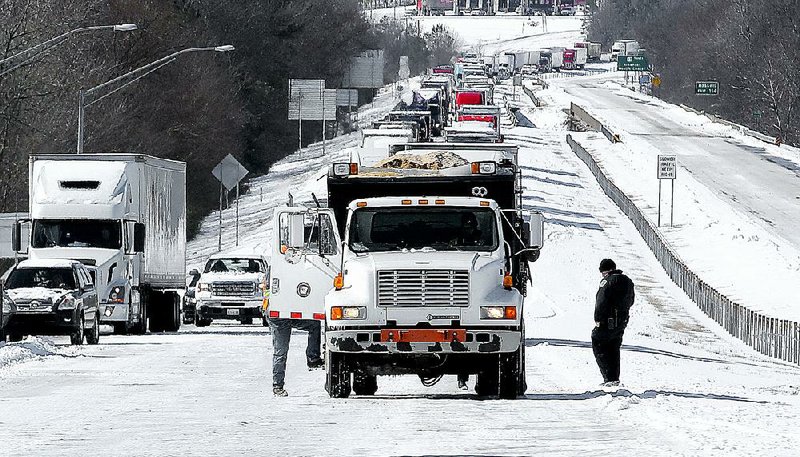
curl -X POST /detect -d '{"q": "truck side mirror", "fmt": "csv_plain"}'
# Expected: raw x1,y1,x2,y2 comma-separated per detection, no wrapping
527,211,544,249
133,223,146,253
189,269,200,277
12,220,29,254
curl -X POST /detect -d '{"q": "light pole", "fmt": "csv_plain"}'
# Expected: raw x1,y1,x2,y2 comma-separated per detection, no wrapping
0,24,138,78
76,45,235,154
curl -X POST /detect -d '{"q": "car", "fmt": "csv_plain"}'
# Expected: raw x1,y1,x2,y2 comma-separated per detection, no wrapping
2,259,100,344
194,254,269,326
521,64,539,76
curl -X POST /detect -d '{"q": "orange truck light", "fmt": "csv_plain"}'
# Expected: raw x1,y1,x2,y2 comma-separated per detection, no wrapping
503,274,513,289
331,306,343,320
333,273,344,290
504,306,517,320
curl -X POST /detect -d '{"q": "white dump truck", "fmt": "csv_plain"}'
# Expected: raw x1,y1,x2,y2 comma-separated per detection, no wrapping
13,153,186,334
269,143,544,399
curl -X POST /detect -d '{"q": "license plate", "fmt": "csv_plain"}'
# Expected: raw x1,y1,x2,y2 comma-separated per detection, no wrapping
226,309,240,316
380,329,466,343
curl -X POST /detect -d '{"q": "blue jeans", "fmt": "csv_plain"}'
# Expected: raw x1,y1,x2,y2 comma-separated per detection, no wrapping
268,318,322,388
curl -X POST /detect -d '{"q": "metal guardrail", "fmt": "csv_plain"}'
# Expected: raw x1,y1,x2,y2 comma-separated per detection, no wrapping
538,68,609,80
566,134,800,365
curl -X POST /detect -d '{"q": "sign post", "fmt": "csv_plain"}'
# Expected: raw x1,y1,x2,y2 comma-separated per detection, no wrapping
695,81,719,96
657,154,677,227
212,154,249,251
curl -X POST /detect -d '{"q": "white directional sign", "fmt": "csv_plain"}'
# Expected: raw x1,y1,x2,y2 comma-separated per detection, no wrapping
212,154,249,191
657,155,677,179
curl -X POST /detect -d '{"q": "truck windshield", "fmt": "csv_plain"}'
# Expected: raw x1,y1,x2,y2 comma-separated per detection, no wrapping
32,219,122,249
349,207,498,253
6,268,76,290
204,258,264,274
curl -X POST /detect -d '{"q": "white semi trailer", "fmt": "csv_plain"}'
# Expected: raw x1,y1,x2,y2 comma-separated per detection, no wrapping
13,154,186,334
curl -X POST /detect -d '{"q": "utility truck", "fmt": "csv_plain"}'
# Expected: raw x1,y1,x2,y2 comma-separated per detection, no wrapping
270,143,544,399
13,154,186,334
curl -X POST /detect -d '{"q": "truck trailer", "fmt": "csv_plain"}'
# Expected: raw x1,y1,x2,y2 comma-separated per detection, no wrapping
13,153,186,334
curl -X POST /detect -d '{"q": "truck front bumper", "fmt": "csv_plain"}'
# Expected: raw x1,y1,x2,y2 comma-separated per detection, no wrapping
326,328,522,354
197,300,262,320
99,302,131,324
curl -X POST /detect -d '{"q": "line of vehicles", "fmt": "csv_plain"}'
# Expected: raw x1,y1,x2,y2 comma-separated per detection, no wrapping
0,53,545,400
417,0,586,16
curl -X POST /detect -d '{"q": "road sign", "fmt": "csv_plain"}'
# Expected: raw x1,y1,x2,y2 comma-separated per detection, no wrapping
638,74,651,85
616,55,649,72
288,79,335,121
652,74,662,88
695,81,719,96
657,154,677,180
212,154,248,191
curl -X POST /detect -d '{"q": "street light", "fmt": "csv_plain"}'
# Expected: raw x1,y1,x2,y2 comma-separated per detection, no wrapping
76,45,235,153
0,23,138,78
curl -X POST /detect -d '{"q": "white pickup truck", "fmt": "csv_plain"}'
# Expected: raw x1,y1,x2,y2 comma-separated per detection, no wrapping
194,254,269,326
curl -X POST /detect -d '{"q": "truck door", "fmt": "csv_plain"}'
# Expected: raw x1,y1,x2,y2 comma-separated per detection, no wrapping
268,207,341,321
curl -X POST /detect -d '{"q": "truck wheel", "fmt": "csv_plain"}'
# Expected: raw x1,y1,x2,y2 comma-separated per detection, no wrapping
130,291,148,335
86,313,100,345
352,372,378,396
148,291,164,333
70,313,85,345
194,314,211,327
499,349,521,399
475,357,500,397
162,293,181,332
326,351,351,398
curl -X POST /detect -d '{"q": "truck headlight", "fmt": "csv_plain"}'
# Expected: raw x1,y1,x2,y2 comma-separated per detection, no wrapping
58,297,76,310
2,299,11,313
330,306,366,320
108,286,125,303
480,306,516,319
197,283,210,292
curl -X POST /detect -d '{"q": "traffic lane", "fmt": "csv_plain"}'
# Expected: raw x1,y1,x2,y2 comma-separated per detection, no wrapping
561,82,800,246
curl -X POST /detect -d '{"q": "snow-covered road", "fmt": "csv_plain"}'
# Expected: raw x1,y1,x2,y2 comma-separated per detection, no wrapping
558,77,800,250
3,86,799,455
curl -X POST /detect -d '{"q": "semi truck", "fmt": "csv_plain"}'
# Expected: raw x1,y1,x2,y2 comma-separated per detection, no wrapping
562,48,587,70
612,40,640,60
269,143,544,399
421,0,454,15
13,153,186,334
575,42,602,62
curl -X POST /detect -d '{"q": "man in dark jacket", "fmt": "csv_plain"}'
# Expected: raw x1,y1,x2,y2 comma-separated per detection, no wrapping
592,258,635,386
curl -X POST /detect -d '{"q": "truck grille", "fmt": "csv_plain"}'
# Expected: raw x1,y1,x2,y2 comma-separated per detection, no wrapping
211,282,256,297
378,270,469,307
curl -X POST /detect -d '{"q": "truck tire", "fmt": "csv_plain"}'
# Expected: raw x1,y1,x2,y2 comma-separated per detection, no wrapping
86,313,100,345
162,293,181,333
194,313,211,327
352,372,378,396
70,313,85,345
326,351,351,398
499,349,521,399
475,357,499,397
148,291,164,333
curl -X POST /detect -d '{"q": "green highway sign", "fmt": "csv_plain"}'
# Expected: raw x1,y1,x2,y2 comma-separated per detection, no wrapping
695,81,719,95
616,55,649,72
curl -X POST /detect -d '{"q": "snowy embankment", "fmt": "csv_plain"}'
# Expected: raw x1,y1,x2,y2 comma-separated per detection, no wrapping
0,337,73,372
187,81,415,266
531,75,800,322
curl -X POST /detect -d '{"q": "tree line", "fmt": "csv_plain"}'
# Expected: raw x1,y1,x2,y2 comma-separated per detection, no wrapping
588,0,800,146
0,0,458,238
